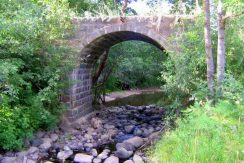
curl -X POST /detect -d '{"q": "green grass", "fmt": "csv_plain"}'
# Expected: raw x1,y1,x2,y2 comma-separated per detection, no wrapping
149,100,244,163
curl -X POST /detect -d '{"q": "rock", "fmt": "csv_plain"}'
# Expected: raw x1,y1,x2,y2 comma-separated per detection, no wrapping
50,133,59,142
124,125,135,134
26,159,36,163
1,157,17,163
30,138,43,147
116,142,135,151
91,149,98,157
57,150,73,160
115,147,133,159
91,118,102,129
74,153,93,163
93,158,102,163
36,131,45,138
97,152,108,160
28,147,39,154
133,128,143,136
84,134,93,140
133,154,144,163
16,151,28,158
104,124,115,129
124,136,144,148
84,143,93,148
123,160,133,163
104,156,119,163
101,134,110,141
39,138,52,151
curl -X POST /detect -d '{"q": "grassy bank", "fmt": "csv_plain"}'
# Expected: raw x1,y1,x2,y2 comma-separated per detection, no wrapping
149,100,244,163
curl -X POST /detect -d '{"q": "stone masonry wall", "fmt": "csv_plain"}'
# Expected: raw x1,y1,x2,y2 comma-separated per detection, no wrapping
63,64,93,121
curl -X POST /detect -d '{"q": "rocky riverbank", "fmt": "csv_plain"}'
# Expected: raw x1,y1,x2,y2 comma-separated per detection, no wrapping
0,105,165,163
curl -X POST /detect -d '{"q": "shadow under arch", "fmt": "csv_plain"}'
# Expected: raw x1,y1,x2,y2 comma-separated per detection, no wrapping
80,30,166,64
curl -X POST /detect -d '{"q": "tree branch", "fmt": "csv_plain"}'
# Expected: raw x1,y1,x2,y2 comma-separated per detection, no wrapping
224,11,244,20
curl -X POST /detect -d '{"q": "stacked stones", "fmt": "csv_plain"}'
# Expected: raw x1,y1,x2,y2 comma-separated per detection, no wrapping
0,105,164,163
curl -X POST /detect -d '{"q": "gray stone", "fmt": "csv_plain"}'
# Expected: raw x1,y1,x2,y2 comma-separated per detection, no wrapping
50,133,59,142
91,118,102,129
104,156,119,163
123,160,133,163
124,136,144,148
74,153,93,163
91,149,98,157
115,147,133,159
30,138,43,147
1,157,17,163
104,124,115,129
124,125,135,134
26,159,36,163
57,150,73,160
97,152,108,160
133,154,144,163
133,128,143,136
116,142,135,151
39,138,52,151
93,158,102,163
28,146,39,154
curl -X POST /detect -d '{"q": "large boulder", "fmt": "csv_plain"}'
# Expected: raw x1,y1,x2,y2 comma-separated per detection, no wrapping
74,153,93,163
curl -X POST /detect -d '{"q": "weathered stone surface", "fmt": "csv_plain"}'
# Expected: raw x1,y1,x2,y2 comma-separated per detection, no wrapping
115,147,133,159
1,157,17,163
57,150,73,160
124,125,135,134
116,142,135,151
74,153,93,163
28,146,39,154
30,138,43,147
124,136,144,148
123,160,133,163
104,156,119,163
50,134,59,142
133,154,144,163
93,158,102,163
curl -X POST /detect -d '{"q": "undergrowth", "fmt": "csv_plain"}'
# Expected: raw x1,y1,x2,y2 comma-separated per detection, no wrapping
149,100,244,163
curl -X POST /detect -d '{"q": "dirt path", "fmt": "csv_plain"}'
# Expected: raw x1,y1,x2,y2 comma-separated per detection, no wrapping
105,87,162,102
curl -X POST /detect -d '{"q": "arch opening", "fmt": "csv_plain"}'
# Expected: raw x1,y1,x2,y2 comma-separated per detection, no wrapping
65,31,166,122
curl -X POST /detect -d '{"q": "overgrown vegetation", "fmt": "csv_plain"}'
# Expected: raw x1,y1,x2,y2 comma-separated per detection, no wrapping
149,100,243,163
94,41,166,92
0,0,75,150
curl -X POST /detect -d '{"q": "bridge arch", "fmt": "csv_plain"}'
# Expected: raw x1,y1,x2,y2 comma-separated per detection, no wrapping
63,16,181,123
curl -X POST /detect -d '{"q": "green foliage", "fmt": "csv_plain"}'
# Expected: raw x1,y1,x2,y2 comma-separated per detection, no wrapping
160,17,208,107
149,100,244,163
0,0,75,150
102,41,166,91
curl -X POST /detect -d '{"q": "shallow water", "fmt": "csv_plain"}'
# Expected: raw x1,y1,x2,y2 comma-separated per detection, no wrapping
105,91,164,107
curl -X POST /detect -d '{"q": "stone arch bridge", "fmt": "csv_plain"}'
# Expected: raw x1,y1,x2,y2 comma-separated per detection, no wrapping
62,15,192,123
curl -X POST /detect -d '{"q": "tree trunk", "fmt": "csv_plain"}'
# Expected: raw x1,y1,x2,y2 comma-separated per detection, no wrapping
216,0,225,97
92,50,109,85
203,0,215,99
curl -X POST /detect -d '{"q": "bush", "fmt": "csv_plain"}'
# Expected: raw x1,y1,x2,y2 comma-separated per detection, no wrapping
0,0,75,150
149,100,244,163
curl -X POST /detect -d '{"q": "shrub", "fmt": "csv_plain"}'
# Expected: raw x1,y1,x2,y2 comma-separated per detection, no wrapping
0,0,75,150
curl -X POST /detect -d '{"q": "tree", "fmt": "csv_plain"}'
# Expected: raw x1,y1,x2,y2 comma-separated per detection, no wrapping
216,0,244,97
203,0,215,99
